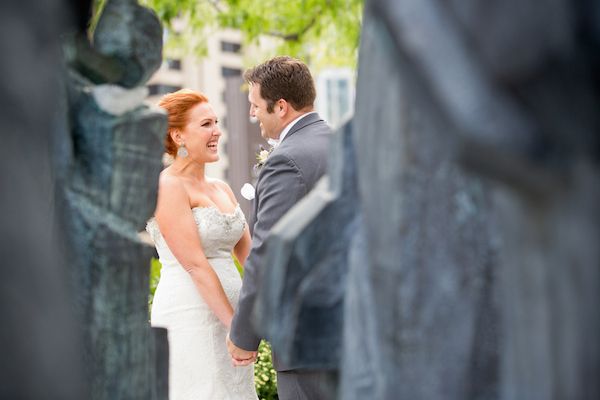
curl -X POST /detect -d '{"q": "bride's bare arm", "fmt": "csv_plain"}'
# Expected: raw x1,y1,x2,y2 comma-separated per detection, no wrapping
155,174,234,328
234,225,251,266
215,180,252,265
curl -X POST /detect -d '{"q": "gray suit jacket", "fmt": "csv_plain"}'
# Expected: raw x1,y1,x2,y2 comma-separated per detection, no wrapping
230,112,331,370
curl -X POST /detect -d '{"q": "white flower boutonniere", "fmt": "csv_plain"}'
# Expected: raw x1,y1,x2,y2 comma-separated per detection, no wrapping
254,145,274,170
240,183,256,200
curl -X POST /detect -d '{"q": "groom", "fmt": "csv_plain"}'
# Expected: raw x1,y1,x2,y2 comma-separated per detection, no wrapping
226,56,332,399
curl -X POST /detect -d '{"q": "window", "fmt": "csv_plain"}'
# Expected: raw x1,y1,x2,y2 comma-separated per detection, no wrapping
324,78,352,126
148,84,182,96
221,41,242,54
221,67,242,77
165,58,182,70
338,79,350,117
316,68,355,129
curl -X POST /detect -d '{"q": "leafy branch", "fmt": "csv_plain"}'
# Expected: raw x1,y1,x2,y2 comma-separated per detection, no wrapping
140,0,363,68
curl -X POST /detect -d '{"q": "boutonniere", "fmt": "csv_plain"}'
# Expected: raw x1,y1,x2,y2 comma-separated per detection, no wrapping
254,145,274,170
240,183,255,200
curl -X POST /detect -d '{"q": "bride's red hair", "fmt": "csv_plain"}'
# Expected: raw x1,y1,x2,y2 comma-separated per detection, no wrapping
158,89,209,156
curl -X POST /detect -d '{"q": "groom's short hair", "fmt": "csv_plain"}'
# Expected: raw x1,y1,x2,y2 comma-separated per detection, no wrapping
244,56,316,113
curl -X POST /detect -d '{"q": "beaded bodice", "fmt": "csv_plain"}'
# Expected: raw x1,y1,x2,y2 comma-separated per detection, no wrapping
146,205,246,261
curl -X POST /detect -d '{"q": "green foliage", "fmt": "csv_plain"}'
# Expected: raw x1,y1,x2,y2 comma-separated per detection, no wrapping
147,256,278,397
148,257,162,310
255,341,279,400
140,0,364,69
233,254,244,276
89,0,108,36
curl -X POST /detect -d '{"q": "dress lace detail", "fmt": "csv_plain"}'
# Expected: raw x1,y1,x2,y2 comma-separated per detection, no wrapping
146,205,257,400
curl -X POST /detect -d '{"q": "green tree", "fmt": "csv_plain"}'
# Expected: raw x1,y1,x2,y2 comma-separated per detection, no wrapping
140,0,364,69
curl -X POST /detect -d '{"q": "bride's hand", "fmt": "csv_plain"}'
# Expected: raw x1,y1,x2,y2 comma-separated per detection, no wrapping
226,334,257,366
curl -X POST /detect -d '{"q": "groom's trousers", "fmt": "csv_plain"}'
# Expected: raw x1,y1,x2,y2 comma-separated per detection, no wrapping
276,370,338,400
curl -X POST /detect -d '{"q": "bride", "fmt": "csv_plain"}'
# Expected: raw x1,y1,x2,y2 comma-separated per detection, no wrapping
146,89,258,399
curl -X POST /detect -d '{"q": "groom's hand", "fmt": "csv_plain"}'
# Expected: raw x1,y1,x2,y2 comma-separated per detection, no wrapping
226,333,257,366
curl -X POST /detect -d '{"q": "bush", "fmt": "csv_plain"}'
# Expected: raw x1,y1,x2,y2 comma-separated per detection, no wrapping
148,257,162,310
255,341,278,400
148,257,278,398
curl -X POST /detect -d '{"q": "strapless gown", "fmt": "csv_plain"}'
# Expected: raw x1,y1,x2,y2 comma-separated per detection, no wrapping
146,205,258,400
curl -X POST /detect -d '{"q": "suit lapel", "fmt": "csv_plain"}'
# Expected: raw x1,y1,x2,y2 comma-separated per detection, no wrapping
255,112,323,198
280,112,323,144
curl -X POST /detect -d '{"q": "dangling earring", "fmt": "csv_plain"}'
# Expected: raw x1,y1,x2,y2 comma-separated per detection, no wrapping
177,143,188,158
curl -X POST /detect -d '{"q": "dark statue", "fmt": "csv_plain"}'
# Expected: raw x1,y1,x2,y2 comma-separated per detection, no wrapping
256,1,599,400
2,0,168,399
0,1,86,398
59,1,168,399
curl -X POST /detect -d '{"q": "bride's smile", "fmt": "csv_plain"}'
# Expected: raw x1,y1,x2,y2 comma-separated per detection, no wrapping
176,101,222,163
207,140,218,152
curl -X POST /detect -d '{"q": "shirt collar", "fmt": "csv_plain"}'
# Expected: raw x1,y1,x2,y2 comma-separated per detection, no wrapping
269,111,317,148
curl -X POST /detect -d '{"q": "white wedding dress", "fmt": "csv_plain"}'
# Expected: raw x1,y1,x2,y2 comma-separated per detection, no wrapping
146,205,258,400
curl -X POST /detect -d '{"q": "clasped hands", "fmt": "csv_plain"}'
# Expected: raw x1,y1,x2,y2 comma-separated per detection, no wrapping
226,333,257,366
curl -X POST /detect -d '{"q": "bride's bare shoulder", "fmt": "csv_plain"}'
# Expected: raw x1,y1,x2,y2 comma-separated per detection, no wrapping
157,169,189,204
208,177,235,199
159,167,183,186
206,176,227,187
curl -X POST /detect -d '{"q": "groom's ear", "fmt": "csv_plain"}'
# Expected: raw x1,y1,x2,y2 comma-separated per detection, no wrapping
276,99,288,116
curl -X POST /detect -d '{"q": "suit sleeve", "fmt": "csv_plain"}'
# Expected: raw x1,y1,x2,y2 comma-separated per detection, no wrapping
229,152,307,351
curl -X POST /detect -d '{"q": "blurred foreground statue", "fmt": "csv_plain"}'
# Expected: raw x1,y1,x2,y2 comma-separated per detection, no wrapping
255,1,599,400
57,1,168,399
0,1,85,398
2,1,173,398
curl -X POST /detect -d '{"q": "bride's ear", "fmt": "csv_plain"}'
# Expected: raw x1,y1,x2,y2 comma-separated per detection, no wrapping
170,129,182,145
